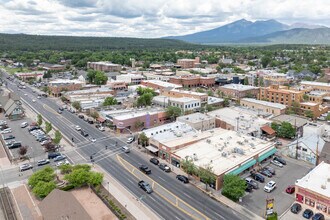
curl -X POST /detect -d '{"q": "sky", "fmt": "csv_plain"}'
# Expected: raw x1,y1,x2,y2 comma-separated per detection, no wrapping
0,0,329,38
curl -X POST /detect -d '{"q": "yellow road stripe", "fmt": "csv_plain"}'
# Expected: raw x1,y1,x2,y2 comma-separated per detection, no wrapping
117,155,209,220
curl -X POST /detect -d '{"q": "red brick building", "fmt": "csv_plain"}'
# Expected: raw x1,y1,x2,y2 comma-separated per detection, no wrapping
169,75,215,88
177,57,200,69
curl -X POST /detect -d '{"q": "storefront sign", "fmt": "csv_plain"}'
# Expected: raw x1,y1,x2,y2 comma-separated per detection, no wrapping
266,198,274,216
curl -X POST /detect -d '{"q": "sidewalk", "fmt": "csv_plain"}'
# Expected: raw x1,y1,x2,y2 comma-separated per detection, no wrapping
94,164,161,220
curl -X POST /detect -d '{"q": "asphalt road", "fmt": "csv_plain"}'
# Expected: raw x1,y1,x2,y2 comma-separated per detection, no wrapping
1,72,244,220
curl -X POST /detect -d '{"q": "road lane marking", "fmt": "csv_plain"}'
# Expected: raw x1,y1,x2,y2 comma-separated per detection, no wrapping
214,212,226,220
183,192,192,199
149,196,156,202
158,177,166,182
117,155,209,220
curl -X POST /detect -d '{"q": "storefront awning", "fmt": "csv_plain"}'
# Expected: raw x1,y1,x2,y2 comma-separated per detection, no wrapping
261,125,276,135
97,117,105,123
228,159,257,175
258,148,277,162
146,146,159,153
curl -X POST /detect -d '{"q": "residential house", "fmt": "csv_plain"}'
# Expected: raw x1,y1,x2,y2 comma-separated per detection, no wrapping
0,91,24,120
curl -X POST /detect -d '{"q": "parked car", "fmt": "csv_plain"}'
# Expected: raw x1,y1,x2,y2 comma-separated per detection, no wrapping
3,134,15,140
264,166,276,175
78,115,84,119
286,185,295,194
75,125,81,131
250,172,265,183
81,130,89,137
139,165,151,174
98,126,105,131
303,209,313,219
138,180,153,194
41,140,52,146
1,128,12,134
37,159,50,166
19,163,33,172
58,110,63,114
89,137,96,142
150,157,159,165
59,107,64,111
291,203,302,214
159,163,171,172
245,184,253,192
264,181,276,193
259,169,273,177
245,177,259,189
5,140,16,146
176,175,189,183
56,160,70,167
274,156,286,165
127,137,135,144
312,213,325,220
28,126,40,132
271,160,283,167
20,122,28,128
54,155,66,162
7,142,22,149
48,152,61,159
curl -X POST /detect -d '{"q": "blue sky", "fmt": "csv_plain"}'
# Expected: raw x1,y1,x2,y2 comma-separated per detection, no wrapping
0,0,329,37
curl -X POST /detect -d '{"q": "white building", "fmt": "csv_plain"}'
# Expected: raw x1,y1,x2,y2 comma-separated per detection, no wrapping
116,74,145,85
177,113,215,131
152,96,201,112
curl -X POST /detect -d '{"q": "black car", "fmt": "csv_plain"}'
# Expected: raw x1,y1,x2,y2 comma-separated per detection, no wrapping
3,135,15,140
28,126,40,132
245,184,253,192
150,157,159,165
291,203,302,214
303,209,313,219
312,213,325,220
159,163,171,172
250,172,265,183
48,152,61,159
274,156,286,165
7,142,22,149
59,107,64,111
138,180,153,194
139,165,151,174
264,166,276,175
81,130,89,137
259,169,272,177
78,115,84,119
176,175,189,183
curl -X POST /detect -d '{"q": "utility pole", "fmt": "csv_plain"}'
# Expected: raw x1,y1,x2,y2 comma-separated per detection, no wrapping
295,119,299,160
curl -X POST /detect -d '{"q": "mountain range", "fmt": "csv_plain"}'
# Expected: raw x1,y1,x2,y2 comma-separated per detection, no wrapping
166,19,330,44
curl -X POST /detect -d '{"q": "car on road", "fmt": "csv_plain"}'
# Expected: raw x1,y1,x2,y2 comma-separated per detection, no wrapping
78,115,84,119
56,160,70,167
32,99,36,102
245,177,259,189
98,126,105,131
273,156,286,165
20,122,28,128
58,110,63,114
264,181,276,193
19,163,33,172
90,137,96,142
37,95,41,99
75,125,81,131
139,165,151,174
150,157,159,165
81,130,89,137
250,172,265,183
290,203,302,214
264,166,276,175
3,134,15,140
138,180,153,194
37,159,50,166
312,213,325,220
259,168,272,177
24,93,27,96
303,209,313,219
122,146,130,153
286,185,295,194
54,155,66,162
59,107,64,111
176,175,189,183
271,160,283,167
159,163,171,172
127,137,135,144
48,152,61,159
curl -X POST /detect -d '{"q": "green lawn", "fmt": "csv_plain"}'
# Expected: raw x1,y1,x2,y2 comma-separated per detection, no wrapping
0,66,31,74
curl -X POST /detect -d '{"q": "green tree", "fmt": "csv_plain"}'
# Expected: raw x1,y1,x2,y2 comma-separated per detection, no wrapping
261,56,271,68
305,110,314,119
254,77,259,86
223,98,230,107
103,97,118,106
139,132,149,147
94,71,108,85
72,101,81,111
221,174,246,202
90,111,99,120
198,164,216,190
137,93,154,107
326,113,330,121
87,69,97,83
207,90,214,96
259,77,264,87
271,122,296,139
73,164,92,172
308,64,321,74
45,122,52,134
243,77,249,85
166,106,182,121
59,164,73,174
37,114,43,126
181,158,197,178
87,171,104,187
28,167,55,188
136,87,156,96
32,181,56,198
291,101,301,114
53,130,62,144
65,168,90,188
303,94,309,101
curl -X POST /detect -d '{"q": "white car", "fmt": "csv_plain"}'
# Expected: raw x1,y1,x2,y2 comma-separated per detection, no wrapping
75,125,81,131
1,128,12,134
32,99,36,103
19,163,33,172
56,160,70,167
264,181,276,193
20,122,28,128
37,96,41,99
90,137,96,142
24,93,27,96
98,126,105,131
271,160,283,168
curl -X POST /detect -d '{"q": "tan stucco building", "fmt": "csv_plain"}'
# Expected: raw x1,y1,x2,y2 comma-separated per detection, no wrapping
240,98,286,116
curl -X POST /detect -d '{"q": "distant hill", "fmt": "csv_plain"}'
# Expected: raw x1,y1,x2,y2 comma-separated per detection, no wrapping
166,19,289,43
0,33,195,51
237,28,330,44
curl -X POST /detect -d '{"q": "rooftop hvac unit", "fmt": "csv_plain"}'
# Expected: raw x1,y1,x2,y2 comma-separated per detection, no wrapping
321,185,326,189
221,152,227,157
206,139,211,143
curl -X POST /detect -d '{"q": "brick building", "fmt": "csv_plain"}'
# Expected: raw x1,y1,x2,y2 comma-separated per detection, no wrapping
87,61,122,72
177,57,200,69
169,75,215,88
219,84,259,100
259,85,305,106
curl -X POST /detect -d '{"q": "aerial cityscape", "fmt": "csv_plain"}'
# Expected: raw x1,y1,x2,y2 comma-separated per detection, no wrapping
0,0,330,220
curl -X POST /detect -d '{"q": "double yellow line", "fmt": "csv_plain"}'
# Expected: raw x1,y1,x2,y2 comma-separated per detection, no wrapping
117,155,209,220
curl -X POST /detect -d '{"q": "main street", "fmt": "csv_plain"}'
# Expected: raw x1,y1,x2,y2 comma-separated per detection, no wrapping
1,72,244,220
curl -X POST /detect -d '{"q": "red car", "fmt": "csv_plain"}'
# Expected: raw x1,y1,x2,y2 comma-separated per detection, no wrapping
286,185,295,194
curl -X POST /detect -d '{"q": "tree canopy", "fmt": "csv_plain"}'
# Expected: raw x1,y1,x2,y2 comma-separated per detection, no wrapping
271,121,296,139
103,97,118,106
221,174,246,202
87,70,108,85
165,106,182,120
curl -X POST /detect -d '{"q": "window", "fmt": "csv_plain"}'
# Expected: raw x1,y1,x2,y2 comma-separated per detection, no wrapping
302,148,307,152
305,197,315,207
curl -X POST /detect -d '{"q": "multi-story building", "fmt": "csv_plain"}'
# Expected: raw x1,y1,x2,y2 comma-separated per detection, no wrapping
262,73,291,87
168,97,201,112
116,73,145,85
295,161,330,218
161,89,208,104
300,81,330,93
306,91,328,104
48,79,86,97
177,57,200,69
259,85,305,106
177,113,215,131
87,61,122,72
219,84,259,100
169,75,215,88
300,102,328,118
240,98,286,116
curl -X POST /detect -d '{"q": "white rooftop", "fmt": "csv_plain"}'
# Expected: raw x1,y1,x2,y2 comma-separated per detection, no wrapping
177,113,215,124
301,81,330,87
301,102,318,106
174,128,274,176
88,61,121,67
221,84,259,91
171,89,207,96
296,161,330,198
242,98,287,110
65,86,113,95
49,79,85,85
308,91,328,96
208,96,224,104
169,97,200,103
114,109,163,121
143,80,182,89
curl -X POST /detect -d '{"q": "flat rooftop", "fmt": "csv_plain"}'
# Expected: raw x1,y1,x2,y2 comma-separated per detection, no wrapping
169,97,200,103
143,80,182,89
173,128,274,176
101,107,164,120
271,114,308,128
300,102,318,106
241,98,286,110
208,96,224,104
170,89,207,96
308,90,328,96
177,113,215,124
49,79,85,85
65,86,113,95
221,84,258,91
295,161,330,198
88,61,121,67
301,81,330,87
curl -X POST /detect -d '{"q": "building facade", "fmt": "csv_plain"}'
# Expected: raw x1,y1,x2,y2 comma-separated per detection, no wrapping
177,113,215,131
177,57,200,69
219,84,259,100
169,75,215,88
161,89,208,104
240,98,286,116
87,61,122,72
259,85,305,106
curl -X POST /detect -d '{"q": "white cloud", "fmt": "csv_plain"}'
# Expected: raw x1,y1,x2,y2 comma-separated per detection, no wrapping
0,0,329,37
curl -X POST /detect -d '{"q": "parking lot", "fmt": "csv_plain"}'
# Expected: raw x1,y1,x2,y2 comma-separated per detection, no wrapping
241,157,312,217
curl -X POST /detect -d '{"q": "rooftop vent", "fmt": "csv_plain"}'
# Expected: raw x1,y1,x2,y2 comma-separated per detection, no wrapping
321,184,326,189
